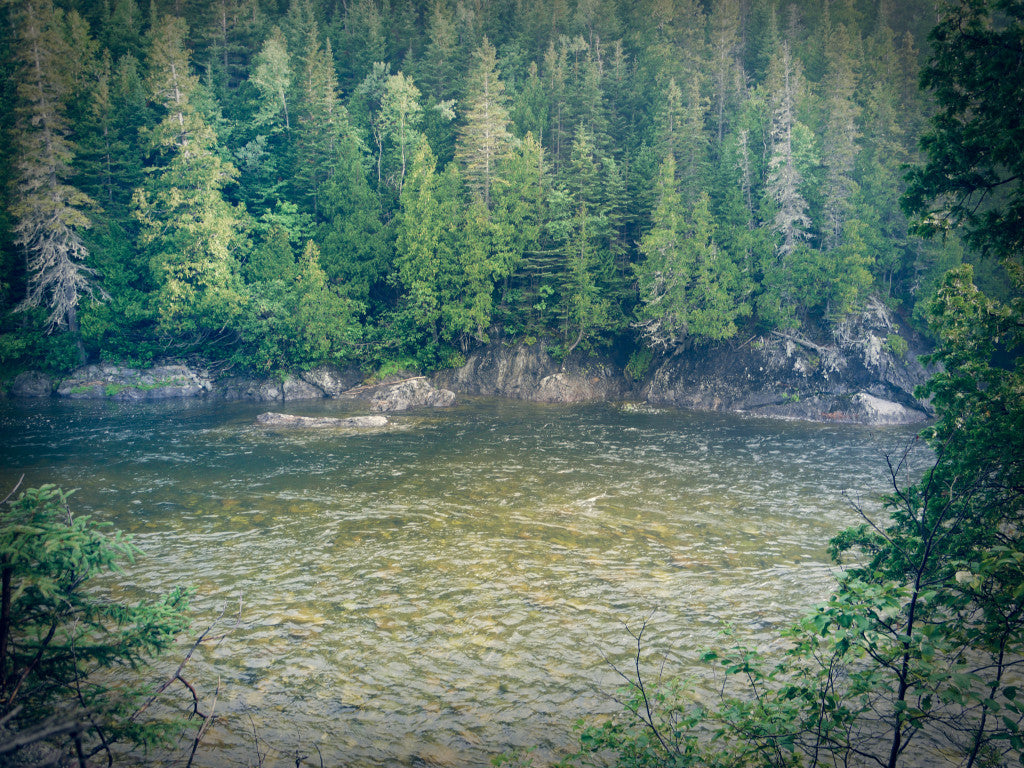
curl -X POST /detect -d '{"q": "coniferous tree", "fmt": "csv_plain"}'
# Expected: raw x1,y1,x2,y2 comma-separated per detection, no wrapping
419,0,459,101
133,14,245,346
293,35,354,217
543,38,570,173
819,22,861,251
317,136,389,310
758,42,812,329
9,0,103,352
394,141,447,348
707,0,743,147
637,157,748,347
561,200,611,354
456,37,513,208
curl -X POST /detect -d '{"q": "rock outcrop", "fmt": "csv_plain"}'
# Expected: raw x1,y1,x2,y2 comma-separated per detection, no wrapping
24,300,930,425
341,377,457,412
256,412,388,428
10,371,53,398
218,376,285,402
644,299,932,424
281,375,326,401
45,363,458,412
56,364,214,400
433,343,629,404
298,365,361,397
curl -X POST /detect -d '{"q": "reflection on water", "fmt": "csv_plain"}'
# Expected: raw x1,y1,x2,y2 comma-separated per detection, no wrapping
0,398,924,766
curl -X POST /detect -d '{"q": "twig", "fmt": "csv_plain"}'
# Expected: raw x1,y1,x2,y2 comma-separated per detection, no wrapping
185,678,219,768
132,613,226,723
1,475,24,506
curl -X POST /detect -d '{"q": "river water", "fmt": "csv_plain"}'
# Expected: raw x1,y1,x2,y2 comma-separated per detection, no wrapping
0,397,924,766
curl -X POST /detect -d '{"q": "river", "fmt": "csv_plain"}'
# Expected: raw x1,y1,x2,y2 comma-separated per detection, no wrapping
0,397,925,766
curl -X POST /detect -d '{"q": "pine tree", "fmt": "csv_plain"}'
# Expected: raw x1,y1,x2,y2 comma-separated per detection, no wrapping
9,0,104,351
636,157,748,347
561,200,611,354
456,36,513,208
331,0,385,93
543,38,570,173
102,0,144,59
419,0,459,101
132,15,244,345
394,141,447,346
819,22,861,251
286,240,362,364
493,132,544,272
293,34,354,216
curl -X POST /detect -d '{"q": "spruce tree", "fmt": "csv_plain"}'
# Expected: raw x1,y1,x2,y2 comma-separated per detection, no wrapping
819,22,861,251
9,0,104,352
132,15,244,347
456,37,513,209
637,157,748,347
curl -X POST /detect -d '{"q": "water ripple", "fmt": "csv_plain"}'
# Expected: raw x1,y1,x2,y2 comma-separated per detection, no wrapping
0,398,928,767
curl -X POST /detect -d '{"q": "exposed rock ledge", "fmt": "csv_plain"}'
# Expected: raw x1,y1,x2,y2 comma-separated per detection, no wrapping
433,342,629,404
434,301,933,425
256,413,388,429
40,364,456,411
642,299,933,424
10,301,933,425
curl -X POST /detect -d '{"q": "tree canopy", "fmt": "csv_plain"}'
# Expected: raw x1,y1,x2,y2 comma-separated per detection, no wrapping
0,0,955,377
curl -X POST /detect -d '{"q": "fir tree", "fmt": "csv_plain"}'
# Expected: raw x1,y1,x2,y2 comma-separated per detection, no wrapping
456,37,513,208
9,0,104,351
132,15,244,346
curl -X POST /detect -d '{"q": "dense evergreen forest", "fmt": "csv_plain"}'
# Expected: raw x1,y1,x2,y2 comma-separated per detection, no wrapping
1,0,971,379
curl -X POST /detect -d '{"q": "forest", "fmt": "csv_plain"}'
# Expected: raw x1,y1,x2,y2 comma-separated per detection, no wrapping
0,0,973,380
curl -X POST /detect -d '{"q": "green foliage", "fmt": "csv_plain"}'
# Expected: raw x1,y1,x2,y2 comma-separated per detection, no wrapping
637,160,751,347
884,332,909,359
904,0,1024,265
133,15,247,351
0,310,84,379
0,485,192,763
240,240,363,373
625,347,654,382
0,0,952,374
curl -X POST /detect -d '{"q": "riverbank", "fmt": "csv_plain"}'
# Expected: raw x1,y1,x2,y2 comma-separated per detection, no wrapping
4,302,933,425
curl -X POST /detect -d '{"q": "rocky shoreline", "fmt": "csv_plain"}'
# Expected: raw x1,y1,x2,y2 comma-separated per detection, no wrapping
5,302,934,425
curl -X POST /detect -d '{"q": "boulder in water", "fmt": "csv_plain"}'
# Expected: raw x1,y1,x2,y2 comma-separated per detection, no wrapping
255,412,388,428
339,377,456,412
368,377,456,412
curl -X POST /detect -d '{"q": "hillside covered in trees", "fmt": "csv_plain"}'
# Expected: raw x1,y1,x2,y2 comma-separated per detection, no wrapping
0,0,975,379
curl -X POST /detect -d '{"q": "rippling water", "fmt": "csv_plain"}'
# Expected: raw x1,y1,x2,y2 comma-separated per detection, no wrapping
0,398,925,766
